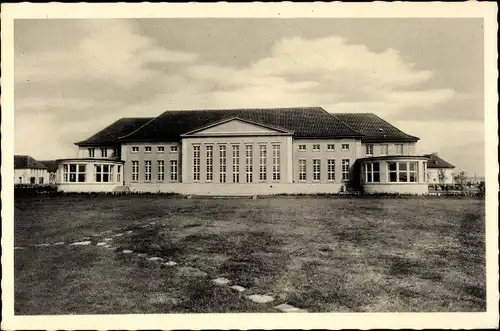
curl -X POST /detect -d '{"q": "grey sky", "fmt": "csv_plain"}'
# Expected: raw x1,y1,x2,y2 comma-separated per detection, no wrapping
14,18,485,176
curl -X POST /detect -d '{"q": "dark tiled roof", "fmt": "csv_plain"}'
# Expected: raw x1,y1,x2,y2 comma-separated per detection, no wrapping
39,160,58,173
332,113,419,142
75,117,154,146
424,153,455,169
14,155,47,170
119,107,363,142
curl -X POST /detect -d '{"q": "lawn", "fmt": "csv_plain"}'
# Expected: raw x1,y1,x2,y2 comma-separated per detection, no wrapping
14,195,485,314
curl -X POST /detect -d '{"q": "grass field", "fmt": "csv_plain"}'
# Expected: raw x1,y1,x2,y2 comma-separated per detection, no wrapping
14,195,485,314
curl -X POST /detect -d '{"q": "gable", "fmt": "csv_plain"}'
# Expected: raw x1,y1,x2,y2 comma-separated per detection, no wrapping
182,118,292,137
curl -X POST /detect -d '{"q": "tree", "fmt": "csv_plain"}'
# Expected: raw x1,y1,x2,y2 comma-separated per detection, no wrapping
437,169,447,190
453,170,467,191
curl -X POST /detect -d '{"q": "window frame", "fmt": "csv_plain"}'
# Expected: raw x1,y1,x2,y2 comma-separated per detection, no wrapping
365,144,374,156
157,160,165,182
298,159,307,181
327,144,335,151
193,145,201,181
272,144,281,181
131,146,139,153
341,143,350,151
132,160,139,181
341,159,350,180
170,160,178,181
144,160,152,182
298,144,307,151
206,145,214,182
170,145,178,153
232,145,240,183
246,145,253,183
157,146,165,153
327,159,335,181
219,145,227,183
313,159,321,181
312,144,320,152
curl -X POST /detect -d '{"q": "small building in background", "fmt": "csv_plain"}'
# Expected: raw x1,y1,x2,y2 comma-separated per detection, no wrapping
39,160,58,184
424,153,455,185
14,155,50,185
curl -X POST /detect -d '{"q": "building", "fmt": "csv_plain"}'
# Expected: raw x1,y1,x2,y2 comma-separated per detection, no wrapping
14,155,50,185
39,160,58,184
55,107,430,195
424,153,456,185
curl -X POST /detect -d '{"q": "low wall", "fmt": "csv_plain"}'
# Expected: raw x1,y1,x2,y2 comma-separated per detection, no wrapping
57,183,123,193
363,183,428,195
128,183,344,196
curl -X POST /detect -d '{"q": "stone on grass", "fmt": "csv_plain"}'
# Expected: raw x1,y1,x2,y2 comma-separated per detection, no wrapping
53,242,65,246
163,261,178,267
14,247,25,250
122,249,133,254
126,230,133,234
69,241,91,246
113,233,124,237
148,257,164,262
103,237,113,242
274,303,306,313
178,266,208,278
96,242,107,246
212,277,231,286
35,243,51,247
230,285,246,292
247,294,275,304
137,253,148,258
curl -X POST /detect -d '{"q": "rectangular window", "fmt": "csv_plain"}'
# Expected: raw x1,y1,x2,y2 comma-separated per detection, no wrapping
132,146,139,153
232,145,240,183
101,148,107,158
313,159,321,181
170,160,178,181
259,145,267,181
341,144,350,151
65,164,86,183
388,161,418,182
219,145,227,183
95,164,113,183
193,145,200,181
364,162,380,183
395,144,403,155
144,161,152,181
157,160,165,181
299,159,307,181
157,146,165,153
327,144,335,151
365,144,374,156
380,144,388,155
88,148,95,157
328,159,335,181
132,161,139,181
117,165,121,183
423,162,427,182
313,144,320,151
145,146,152,153
170,146,178,152
206,145,213,181
272,144,280,181
298,144,306,151
246,145,253,183
342,159,350,180
39,177,44,184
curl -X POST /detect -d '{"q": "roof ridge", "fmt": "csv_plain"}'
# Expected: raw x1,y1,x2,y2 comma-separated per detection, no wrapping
117,115,162,140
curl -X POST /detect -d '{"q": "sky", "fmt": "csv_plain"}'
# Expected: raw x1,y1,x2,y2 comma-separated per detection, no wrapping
14,18,485,176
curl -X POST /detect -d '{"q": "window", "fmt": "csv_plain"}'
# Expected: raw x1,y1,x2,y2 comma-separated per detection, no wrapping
157,146,165,153
145,146,152,153
380,144,388,155
39,177,44,184
388,161,418,183
298,144,306,151
64,164,86,183
341,144,350,151
193,145,200,181
365,144,374,156
170,160,178,181
299,159,307,181
232,145,240,183
313,159,321,181
95,164,113,182
246,145,253,183
341,159,350,180
272,145,281,181
132,146,139,153
170,146,178,152
219,145,227,183
144,161,152,181
88,148,95,157
101,148,107,158
363,162,380,183
206,145,213,181
327,144,335,151
157,160,165,181
328,159,335,181
259,145,267,181
423,162,427,182
132,161,139,181
112,148,119,158
313,144,320,151
117,165,121,183
395,144,403,155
